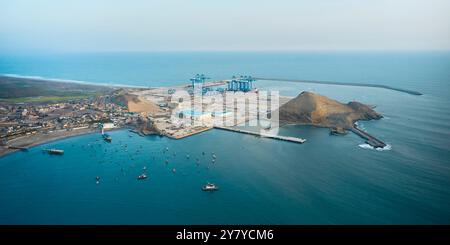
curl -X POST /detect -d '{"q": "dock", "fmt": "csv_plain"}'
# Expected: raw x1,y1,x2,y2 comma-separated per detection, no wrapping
214,126,306,144
349,127,386,148
166,126,213,139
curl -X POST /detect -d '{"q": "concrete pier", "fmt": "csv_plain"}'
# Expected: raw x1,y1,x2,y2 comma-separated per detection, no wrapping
214,126,306,144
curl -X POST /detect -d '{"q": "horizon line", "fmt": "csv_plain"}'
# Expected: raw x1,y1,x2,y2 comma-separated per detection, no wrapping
1,48,450,56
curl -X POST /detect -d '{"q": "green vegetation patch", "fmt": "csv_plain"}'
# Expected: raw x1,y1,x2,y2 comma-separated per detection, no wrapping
0,94,97,103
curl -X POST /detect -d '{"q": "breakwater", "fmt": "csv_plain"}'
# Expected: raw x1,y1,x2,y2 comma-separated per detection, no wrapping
254,77,423,96
349,127,386,148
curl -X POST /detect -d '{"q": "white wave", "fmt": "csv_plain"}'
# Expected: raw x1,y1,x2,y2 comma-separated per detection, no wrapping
358,143,373,149
358,143,392,151
1,73,148,88
356,123,366,131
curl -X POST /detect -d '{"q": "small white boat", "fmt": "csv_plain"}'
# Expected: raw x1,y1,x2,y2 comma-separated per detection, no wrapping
202,183,219,191
137,174,148,180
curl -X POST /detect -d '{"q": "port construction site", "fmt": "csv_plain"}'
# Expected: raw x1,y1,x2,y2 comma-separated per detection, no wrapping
0,73,396,154
126,74,388,147
1,74,403,156
129,74,306,143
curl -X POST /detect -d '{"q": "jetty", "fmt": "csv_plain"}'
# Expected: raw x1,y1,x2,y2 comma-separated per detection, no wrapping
349,127,386,148
254,77,423,96
6,145,28,151
214,126,306,144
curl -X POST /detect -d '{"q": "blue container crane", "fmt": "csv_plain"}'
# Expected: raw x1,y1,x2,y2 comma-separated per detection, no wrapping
190,74,209,88
227,75,255,92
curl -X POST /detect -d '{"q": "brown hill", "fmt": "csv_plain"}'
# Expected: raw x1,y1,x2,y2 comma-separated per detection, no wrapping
114,93,161,115
277,91,382,129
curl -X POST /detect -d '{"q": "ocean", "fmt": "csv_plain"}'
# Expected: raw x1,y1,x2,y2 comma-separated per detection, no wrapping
0,51,449,224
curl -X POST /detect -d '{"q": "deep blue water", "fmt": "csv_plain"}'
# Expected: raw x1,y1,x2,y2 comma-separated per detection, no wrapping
0,52,449,224
1,51,449,97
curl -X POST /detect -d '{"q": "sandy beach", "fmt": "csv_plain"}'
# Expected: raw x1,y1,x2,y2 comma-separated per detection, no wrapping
0,128,106,157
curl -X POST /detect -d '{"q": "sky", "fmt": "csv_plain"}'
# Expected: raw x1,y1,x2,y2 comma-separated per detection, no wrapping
1,0,450,53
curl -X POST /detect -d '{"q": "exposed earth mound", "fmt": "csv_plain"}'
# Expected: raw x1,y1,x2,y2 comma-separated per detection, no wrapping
113,92,161,115
277,91,382,130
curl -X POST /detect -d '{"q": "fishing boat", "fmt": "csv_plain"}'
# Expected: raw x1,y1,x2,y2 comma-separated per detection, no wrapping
103,133,112,142
202,183,219,191
137,174,147,180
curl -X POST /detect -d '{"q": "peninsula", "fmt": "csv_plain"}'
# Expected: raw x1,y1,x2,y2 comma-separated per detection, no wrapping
277,91,386,148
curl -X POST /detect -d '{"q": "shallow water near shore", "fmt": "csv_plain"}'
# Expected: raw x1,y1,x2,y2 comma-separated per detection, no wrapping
0,52,449,224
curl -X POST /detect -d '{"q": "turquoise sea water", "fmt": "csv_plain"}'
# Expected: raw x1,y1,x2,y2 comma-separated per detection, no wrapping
0,52,449,224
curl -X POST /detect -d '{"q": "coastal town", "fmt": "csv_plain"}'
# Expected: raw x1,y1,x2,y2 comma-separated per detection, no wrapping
0,92,143,155
0,95,131,141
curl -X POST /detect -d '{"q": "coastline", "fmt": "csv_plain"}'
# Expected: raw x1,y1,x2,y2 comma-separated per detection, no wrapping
0,127,123,158
0,74,391,157
0,74,150,89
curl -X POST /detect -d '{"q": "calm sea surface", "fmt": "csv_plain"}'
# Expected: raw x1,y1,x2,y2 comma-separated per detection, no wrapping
0,52,449,224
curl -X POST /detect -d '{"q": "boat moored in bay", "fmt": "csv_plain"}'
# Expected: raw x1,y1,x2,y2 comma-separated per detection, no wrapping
103,133,112,142
137,173,148,180
43,148,64,155
202,183,219,191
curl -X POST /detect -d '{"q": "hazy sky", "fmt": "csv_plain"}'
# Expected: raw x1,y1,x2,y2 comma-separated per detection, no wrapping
1,0,449,53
